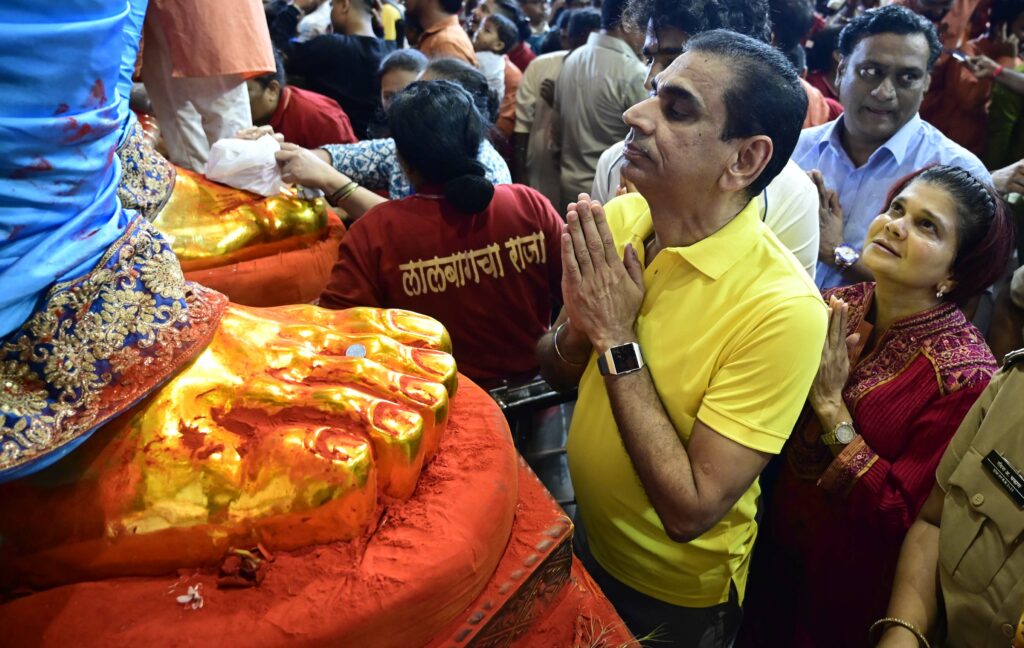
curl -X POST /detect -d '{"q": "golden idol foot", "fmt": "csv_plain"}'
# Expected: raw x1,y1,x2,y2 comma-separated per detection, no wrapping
152,169,329,264
0,304,458,591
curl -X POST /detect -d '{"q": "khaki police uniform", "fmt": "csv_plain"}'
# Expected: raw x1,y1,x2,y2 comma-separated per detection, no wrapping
937,348,1024,648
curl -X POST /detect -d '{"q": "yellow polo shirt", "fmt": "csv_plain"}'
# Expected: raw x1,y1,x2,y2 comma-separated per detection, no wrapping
567,193,827,608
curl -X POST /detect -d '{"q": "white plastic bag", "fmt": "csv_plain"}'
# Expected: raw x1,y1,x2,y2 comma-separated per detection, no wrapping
204,135,284,197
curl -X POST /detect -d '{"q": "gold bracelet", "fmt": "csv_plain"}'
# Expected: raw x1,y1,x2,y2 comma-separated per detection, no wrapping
553,321,586,367
869,617,930,648
329,181,359,205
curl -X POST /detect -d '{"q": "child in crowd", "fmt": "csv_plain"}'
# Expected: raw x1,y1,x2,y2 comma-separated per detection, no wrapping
472,13,523,139
473,14,519,99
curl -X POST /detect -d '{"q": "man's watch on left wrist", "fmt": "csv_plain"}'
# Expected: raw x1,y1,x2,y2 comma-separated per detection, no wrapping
833,244,859,271
597,342,645,376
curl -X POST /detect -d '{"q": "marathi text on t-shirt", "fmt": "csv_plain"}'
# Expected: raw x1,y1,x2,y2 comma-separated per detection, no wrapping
399,230,548,296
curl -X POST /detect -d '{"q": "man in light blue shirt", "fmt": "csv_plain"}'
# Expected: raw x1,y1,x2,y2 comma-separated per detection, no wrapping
792,5,990,290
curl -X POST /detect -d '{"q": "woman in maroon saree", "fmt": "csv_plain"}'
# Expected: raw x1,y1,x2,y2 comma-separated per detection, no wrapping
742,166,1015,648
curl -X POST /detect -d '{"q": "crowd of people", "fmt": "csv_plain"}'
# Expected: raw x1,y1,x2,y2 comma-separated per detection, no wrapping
132,0,1024,646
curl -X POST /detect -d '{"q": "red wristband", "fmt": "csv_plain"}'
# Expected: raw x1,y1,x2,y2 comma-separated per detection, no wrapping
995,64,1006,77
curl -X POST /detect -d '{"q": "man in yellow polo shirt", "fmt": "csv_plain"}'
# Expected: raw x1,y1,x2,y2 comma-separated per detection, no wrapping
537,29,828,646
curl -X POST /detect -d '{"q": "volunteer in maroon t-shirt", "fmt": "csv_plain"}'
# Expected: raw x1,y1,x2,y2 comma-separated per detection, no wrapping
320,80,563,388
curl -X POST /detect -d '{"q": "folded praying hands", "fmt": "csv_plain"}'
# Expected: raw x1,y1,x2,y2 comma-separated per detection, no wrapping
560,194,645,353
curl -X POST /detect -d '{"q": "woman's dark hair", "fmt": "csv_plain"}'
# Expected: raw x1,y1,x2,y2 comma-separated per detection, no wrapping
389,80,495,213
377,48,428,81
838,5,942,69
423,58,500,125
486,13,521,53
806,25,841,73
491,0,533,43
883,165,1015,304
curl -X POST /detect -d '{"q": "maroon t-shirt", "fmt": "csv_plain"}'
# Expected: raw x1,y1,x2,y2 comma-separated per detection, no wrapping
320,184,563,388
269,86,358,149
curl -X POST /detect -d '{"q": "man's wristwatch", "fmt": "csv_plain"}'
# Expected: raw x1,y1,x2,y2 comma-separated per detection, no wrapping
833,244,859,271
597,342,645,376
821,421,856,446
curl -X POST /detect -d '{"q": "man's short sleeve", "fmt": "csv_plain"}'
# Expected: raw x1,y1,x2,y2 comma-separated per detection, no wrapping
762,161,819,279
515,63,540,134
697,296,828,454
591,142,624,203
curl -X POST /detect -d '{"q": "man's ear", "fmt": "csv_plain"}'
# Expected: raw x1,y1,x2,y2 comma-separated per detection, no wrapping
268,79,282,97
718,135,772,196
835,55,847,90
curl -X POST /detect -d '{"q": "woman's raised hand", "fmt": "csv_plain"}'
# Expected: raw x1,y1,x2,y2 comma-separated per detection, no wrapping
808,296,861,421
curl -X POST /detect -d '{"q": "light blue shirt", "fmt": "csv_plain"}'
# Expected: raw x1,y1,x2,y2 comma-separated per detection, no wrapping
322,138,511,199
792,114,990,290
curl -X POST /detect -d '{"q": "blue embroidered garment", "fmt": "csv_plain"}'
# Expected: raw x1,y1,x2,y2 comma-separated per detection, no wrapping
0,0,227,480
0,0,136,339
322,138,512,199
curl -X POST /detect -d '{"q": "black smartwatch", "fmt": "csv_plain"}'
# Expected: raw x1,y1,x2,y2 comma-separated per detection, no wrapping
597,342,645,376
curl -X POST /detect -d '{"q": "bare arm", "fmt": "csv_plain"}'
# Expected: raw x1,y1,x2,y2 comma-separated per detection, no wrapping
876,484,944,647
276,144,386,219
605,368,772,541
967,54,1024,95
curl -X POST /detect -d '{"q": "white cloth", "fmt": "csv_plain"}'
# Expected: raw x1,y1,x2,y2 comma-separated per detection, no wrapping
476,51,507,100
591,141,819,279
554,32,646,207
514,50,567,208
143,19,253,172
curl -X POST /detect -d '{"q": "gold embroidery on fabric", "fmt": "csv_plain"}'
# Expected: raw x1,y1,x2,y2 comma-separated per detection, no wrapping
0,361,48,418
824,284,996,411
0,219,226,473
116,120,176,221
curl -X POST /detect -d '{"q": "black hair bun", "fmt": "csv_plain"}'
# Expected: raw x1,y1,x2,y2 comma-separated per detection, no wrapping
443,165,495,213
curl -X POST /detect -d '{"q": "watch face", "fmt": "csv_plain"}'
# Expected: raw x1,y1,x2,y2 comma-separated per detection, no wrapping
611,345,640,372
836,423,855,444
835,246,858,265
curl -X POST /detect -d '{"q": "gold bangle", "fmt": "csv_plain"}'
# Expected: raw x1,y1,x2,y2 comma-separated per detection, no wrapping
869,617,930,648
553,321,586,367
329,181,359,205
